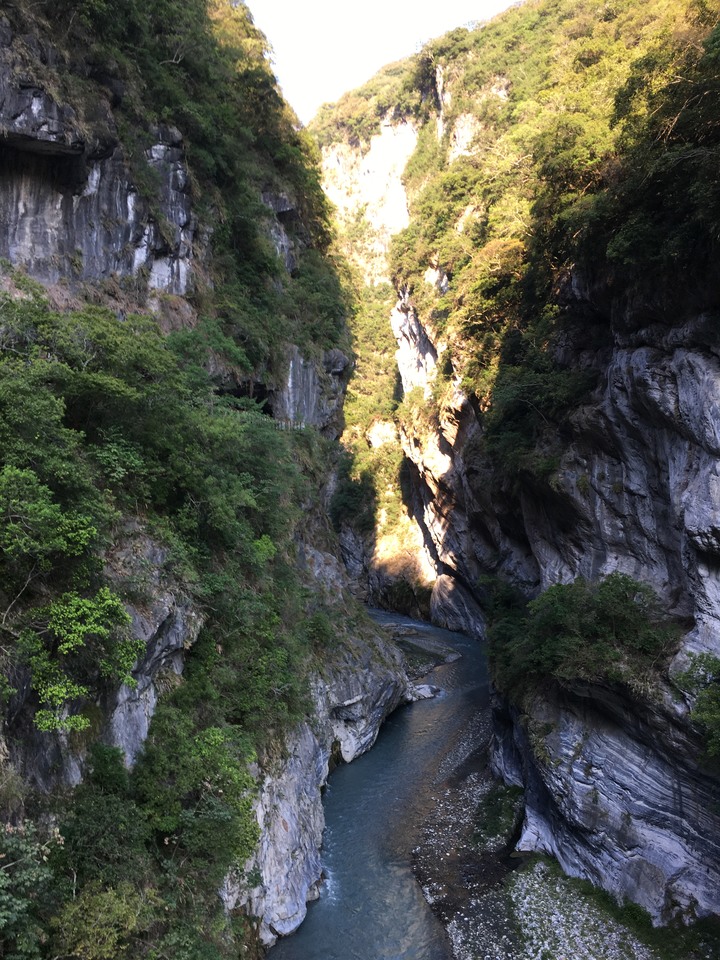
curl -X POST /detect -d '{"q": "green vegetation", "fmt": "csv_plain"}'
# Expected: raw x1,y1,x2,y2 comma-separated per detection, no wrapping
678,654,720,759
0,257,327,954
0,1,354,955
472,782,524,850
0,821,61,960
321,0,718,482
487,573,679,696
330,283,403,533
313,60,422,149
592,23,720,300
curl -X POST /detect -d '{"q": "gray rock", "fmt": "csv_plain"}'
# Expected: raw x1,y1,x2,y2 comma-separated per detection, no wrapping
410,683,441,700
7,524,202,788
103,527,203,767
430,574,486,640
492,685,720,923
391,290,438,395
223,631,412,946
0,41,195,293
270,344,351,438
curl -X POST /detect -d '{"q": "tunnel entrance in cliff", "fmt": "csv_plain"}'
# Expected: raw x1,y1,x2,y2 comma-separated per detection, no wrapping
216,379,275,417
0,135,86,187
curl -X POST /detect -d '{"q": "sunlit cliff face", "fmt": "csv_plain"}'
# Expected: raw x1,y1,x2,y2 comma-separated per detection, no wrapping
322,118,417,285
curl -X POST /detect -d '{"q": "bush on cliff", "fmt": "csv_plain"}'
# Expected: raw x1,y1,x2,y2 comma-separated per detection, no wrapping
678,654,720,760
488,573,679,695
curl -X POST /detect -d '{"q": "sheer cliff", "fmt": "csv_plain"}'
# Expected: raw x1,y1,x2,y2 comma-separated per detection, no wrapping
317,0,720,929
0,2,414,957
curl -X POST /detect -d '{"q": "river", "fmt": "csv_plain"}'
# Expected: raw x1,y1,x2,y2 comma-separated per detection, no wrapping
269,609,492,960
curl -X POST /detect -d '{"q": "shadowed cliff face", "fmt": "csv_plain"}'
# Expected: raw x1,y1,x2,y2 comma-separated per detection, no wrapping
316,3,720,923
384,270,720,922
394,297,720,659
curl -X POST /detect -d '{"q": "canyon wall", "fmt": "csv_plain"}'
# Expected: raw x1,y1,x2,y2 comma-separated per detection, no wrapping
318,16,720,922
0,11,413,955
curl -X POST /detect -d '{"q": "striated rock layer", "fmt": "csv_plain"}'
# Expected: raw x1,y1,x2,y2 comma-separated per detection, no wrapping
492,680,720,923
222,629,414,946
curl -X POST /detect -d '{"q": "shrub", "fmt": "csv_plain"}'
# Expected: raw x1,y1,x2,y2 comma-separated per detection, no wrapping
677,654,720,759
488,573,679,695
0,822,61,960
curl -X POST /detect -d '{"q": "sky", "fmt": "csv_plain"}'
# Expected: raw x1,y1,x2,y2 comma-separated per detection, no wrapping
247,0,518,124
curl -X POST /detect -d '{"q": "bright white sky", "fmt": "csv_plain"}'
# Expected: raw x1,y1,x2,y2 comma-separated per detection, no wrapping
247,0,518,124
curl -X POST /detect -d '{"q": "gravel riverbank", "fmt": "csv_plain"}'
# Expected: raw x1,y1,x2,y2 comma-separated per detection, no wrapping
408,690,706,960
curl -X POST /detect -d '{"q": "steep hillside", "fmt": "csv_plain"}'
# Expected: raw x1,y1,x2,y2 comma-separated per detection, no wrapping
316,0,720,928
0,2,416,957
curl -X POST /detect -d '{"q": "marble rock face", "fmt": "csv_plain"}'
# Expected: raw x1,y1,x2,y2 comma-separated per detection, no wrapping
223,634,412,946
270,345,351,439
0,28,197,295
396,297,720,920
493,685,720,923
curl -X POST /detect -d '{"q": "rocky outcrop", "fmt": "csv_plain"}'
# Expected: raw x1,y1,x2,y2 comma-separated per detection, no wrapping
395,308,720,658
391,291,438,396
222,629,412,945
104,525,203,767
262,190,300,273
6,522,202,791
388,284,720,920
430,574,486,640
492,682,720,924
270,345,351,438
0,19,197,294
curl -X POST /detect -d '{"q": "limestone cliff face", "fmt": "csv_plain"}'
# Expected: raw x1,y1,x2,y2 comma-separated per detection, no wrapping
322,118,417,284
270,345,351,439
0,19,197,296
6,519,202,792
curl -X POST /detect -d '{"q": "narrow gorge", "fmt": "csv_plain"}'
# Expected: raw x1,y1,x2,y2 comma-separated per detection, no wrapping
1,0,720,959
